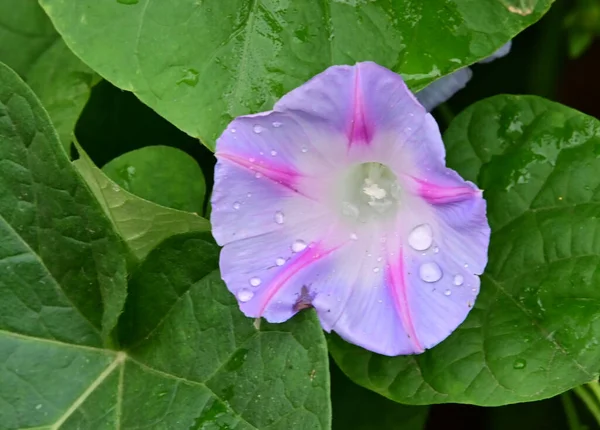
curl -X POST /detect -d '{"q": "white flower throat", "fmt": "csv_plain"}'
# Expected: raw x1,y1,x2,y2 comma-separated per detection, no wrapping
340,162,401,221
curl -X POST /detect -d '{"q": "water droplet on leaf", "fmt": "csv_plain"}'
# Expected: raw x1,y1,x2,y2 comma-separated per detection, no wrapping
177,68,199,87
513,358,527,370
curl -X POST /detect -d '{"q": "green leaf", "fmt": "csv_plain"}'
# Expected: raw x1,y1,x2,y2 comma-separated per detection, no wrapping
102,146,206,214
331,361,428,430
0,0,96,150
1,233,331,429
0,62,126,341
330,95,600,406
73,148,210,261
40,0,553,150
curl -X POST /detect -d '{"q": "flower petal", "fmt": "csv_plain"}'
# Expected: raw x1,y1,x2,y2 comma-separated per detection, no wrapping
415,68,473,112
478,40,512,64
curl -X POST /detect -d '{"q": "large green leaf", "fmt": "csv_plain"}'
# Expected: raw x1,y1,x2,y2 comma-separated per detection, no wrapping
1,232,331,429
0,0,96,150
102,146,206,214
40,0,553,149
330,361,429,430
0,62,126,341
73,148,210,262
330,95,600,406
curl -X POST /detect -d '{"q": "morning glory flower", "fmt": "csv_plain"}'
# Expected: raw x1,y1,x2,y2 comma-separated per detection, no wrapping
416,41,513,111
211,62,490,356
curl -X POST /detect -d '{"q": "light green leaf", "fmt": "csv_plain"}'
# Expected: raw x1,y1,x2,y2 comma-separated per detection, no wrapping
330,95,600,406
1,233,331,429
102,146,206,214
0,62,126,341
0,0,96,150
73,148,210,261
40,0,553,149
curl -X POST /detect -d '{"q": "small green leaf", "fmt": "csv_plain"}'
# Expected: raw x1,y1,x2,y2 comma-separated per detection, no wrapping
330,96,600,406
102,146,206,214
0,0,96,150
0,61,126,341
73,148,210,261
1,233,331,429
40,0,553,150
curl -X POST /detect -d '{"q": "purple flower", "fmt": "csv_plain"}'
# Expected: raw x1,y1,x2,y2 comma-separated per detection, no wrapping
211,62,490,356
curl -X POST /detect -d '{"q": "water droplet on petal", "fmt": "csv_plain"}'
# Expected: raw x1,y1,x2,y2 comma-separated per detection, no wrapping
238,289,254,302
350,233,358,241
274,211,284,224
292,240,307,252
342,202,360,218
270,150,277,156
301,146,308,153
230,128,236,133
249,157,256,163
444,289,452,296
419,262,442,283
464,263,469,268
453,275,464,286
275,258,286,266
408,224,433,251
433,246,439,254
247,192,252,198
272,121,282,128
513,358,527,370
232,201,241,210
249,277,261,287
255,172,263,179
373,267,380,273
253,125,263,134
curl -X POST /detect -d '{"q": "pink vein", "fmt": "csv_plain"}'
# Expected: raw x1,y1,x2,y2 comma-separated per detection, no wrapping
258,244,340,316
386,248,424,353
348,66,370,146
410,176,481,205
218,152,312,199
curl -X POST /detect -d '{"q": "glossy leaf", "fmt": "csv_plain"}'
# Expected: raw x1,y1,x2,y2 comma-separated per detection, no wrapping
1,233,331,429
0,0,96,149
40,0,553,149
0,62,126,341
330,95,600,406
102,146,206,214
73,148,210,261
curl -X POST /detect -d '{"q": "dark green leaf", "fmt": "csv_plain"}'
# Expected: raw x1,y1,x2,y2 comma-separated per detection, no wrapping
73,148,210,261
40,0,553,150
0,61,126,341
330,95,600,406
0,0,96,150
102,146,206,214
1,232,331,429
331,360,428,430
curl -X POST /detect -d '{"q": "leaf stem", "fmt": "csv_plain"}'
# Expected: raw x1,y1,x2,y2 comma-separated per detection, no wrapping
574,384,600,426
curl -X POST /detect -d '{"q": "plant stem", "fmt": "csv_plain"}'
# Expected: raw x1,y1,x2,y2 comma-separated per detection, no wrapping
562,391,585,430
574,385,600,426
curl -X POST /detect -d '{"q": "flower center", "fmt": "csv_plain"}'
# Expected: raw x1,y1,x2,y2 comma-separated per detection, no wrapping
339,162,401,222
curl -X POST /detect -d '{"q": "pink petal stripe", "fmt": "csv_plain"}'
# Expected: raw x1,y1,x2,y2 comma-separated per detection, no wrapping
218,152,310,198
411,176,481,205
258,243,340,315
348,66,371,146
386,248,424,353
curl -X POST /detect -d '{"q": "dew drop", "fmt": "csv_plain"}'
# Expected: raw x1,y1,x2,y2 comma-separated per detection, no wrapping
255,172,263,179
232,201,241,210
272,121,282,128
253,125,263,134
292,240,307,252
275,258,286,266
247,192,252,198
433,246,439,254
408,224,433,251
274,211,284,224
419,262,442,283
513,358,527,370
237,289,254,302
373,267,380,273
230,128,237,133
301,146,308,153
444,289,452,296
249,277,261,287
177,68,199,87
453,274,464,286
464,263,469,268
249,157,256,163
350,233,358,241
342,202,360,218
271,150,277,156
